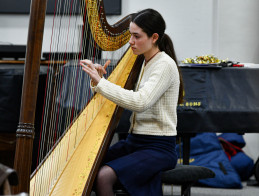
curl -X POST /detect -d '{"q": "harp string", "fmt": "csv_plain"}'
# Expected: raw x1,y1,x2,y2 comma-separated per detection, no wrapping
47,0,86,162
39,0,74,163
33,0,88,194
34,1,63,187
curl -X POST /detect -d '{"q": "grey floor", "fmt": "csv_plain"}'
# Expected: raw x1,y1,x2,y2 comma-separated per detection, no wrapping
163,179,259,196
90,180,259,196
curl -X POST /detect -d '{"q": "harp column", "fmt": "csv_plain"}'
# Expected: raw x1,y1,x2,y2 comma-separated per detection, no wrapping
13,0,48,194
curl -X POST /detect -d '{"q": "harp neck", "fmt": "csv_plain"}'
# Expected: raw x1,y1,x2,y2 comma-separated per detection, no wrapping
87,0,133,51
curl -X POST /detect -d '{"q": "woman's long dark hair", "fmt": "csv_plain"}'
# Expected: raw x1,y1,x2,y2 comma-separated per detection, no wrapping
132,9,184,104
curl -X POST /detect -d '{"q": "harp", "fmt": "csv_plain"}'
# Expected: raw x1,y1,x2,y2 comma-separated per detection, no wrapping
13,0,143,195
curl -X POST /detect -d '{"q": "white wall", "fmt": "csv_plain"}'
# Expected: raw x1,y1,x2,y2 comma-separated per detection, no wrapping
1,0,259,63
0,15,29,45
109,0,216,62
217,0,259,63
0,0,258,161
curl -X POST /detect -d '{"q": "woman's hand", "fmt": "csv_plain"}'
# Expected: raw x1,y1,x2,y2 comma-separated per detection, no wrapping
80,59,110,86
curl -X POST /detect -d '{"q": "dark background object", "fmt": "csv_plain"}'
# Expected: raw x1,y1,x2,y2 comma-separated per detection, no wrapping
0,45,26,60
0,0,121,15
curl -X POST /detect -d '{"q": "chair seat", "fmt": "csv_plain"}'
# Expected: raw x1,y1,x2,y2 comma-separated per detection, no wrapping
161,164,215,185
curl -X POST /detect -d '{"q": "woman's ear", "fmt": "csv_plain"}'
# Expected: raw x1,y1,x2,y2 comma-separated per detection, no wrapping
152,33,159,43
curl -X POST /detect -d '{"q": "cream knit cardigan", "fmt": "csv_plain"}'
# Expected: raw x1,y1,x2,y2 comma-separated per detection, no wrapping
94,51,180,136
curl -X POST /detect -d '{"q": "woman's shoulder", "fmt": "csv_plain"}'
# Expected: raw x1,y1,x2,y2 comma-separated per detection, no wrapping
158,52,176,65
151,52,177,73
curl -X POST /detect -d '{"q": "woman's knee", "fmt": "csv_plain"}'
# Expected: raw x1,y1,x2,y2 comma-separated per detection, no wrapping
96,165,117,185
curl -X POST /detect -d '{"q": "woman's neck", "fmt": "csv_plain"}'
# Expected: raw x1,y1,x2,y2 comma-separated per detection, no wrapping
144,48,160,65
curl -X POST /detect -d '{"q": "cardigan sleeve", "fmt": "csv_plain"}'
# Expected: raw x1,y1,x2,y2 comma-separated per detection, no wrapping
94,59,178,112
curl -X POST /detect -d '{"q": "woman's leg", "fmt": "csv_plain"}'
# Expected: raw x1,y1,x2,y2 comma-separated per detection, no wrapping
95,165,117,196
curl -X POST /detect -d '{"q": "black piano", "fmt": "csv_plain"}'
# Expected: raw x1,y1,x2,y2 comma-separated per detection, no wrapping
177,66,259,164
178,66,259,134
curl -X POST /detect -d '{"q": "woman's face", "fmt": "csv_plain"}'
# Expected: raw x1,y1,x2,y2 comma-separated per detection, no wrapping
129,22,155,56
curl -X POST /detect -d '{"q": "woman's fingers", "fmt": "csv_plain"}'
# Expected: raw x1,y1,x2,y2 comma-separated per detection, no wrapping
80,59,102,85
80,60,97,76
98,60,110,75
80,59,92,66
80,59,95,69
80,59,111,76
80,59,111,85
94,60,111,75
104,60,111,70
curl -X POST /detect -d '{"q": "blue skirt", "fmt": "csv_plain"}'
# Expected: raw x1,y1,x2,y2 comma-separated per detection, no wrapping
103,133,177,196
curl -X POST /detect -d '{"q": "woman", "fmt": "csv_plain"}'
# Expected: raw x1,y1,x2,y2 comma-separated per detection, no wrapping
80,8,184,196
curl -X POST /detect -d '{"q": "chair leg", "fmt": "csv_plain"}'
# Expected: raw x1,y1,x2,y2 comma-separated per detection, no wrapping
114,190,130,196
181,184,191,196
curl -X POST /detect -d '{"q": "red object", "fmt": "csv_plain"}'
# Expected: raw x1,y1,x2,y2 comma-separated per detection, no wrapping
233,64,244,67
218,137,243,160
